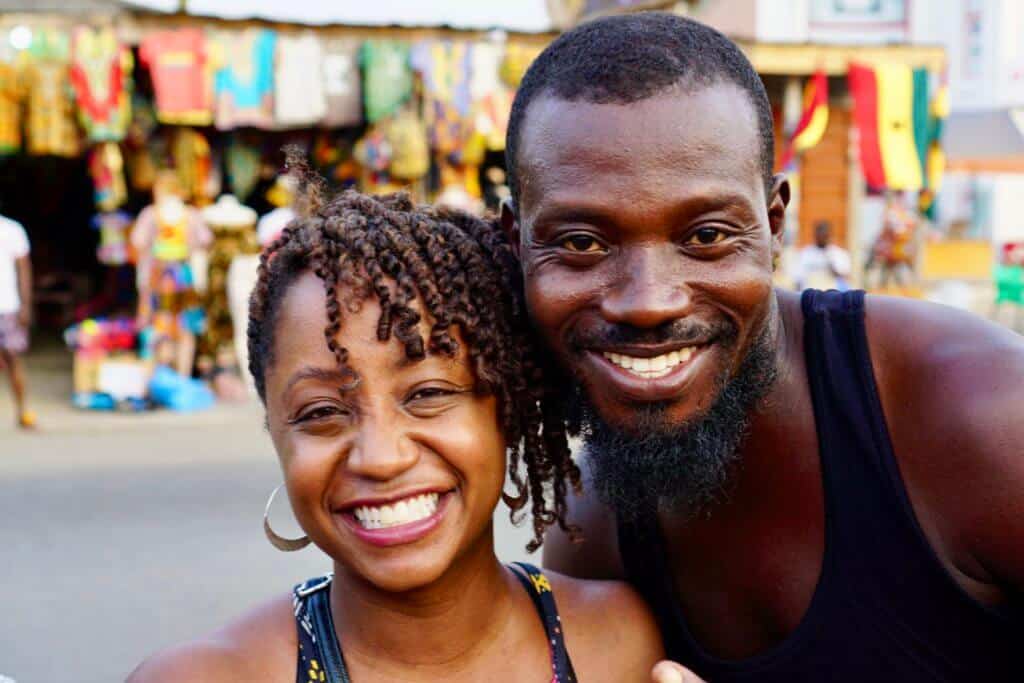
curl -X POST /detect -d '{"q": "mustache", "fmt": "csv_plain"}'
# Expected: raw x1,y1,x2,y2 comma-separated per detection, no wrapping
567,318,738,351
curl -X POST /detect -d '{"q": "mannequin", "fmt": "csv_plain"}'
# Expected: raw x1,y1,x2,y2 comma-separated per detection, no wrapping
198,194,258,394
131,170,211,377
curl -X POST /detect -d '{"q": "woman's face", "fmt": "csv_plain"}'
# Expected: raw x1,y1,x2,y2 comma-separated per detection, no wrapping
263,272,506,592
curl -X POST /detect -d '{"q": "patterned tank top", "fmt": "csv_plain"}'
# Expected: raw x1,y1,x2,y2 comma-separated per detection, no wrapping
293,563,577,683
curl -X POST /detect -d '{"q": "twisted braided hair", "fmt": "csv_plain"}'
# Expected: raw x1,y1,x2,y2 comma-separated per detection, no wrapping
247,160,581,552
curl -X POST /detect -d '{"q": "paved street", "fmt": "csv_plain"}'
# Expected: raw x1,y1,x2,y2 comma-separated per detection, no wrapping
0,348,535,683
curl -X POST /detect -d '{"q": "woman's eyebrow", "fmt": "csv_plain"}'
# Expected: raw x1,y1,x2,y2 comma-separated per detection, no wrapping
283,366,353,395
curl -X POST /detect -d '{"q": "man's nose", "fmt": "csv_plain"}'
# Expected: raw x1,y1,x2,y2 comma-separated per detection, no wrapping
345,421,420,482
600,246,692,328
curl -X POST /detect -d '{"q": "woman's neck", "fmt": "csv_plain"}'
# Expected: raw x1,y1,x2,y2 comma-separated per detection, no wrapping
328,528,523,675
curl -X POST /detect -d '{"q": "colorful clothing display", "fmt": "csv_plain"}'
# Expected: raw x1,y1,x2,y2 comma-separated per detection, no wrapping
387,109,429,180
411,41,474,156
0,59,25,155
321,37,363,128
470,43,513,152
225,137,261,201
500,43,543,88
93,211,133,266
24,49,80,158
88,142,127,211
170,128,213,204
213,29,276,130
275,33,326,128
139,29,214,126
70,27,132,142
361,40,412,123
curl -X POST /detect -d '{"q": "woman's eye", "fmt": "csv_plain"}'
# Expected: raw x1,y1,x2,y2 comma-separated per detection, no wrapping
296,405,344,422
409,387,453,402
560,234,603,253
687,227,728,246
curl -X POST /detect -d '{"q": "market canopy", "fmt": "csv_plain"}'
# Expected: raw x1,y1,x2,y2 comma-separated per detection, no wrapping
121,0,556,33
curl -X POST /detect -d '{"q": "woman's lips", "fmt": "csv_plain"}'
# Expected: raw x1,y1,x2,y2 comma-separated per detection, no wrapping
338,491,452,548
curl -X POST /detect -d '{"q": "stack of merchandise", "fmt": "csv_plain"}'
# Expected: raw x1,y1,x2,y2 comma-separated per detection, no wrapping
64,317,151,411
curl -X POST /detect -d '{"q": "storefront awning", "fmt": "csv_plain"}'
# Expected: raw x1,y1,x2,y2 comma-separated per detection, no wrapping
121,0,556,33
944,109,1024,173
738,41,946,76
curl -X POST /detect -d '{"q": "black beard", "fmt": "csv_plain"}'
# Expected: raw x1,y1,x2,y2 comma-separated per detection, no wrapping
570,331,778,523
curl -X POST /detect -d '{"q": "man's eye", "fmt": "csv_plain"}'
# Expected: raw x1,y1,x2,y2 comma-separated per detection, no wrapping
687,227,728,246
560,235,603,253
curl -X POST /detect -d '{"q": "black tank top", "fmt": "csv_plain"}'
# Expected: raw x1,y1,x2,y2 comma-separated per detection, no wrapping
617,290,1021,681
292,563,577,683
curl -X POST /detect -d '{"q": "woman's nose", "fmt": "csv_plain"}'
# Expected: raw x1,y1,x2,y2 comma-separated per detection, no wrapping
345,423,420,482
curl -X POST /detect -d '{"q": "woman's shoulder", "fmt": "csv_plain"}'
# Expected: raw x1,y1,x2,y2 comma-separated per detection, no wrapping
126,592,297,683
543,568,665,680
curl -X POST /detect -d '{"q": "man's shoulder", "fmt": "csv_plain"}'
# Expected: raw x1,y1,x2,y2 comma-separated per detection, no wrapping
863,294,1024,415
127,592,295,682
864,294,1024,593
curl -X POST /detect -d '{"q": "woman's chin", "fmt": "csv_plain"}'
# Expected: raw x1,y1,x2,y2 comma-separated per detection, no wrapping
355,553,453,593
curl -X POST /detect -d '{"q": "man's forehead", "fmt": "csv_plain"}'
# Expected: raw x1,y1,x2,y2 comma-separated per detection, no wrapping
516,84,762,210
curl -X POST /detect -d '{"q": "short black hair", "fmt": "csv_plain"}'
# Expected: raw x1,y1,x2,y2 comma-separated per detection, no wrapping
505,12,775,204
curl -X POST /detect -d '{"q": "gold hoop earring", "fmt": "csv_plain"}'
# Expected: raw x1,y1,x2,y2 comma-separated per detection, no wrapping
263,484,311,552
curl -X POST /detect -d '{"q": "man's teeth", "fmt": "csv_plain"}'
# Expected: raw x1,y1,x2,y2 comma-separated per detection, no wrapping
353,493,440,530
602,348,695,378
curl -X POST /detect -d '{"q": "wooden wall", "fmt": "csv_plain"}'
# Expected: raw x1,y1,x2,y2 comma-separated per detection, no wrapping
797,105,851,247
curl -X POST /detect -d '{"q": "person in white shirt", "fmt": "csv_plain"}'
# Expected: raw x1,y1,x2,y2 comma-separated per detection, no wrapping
0,213,35,428
792,220,852,292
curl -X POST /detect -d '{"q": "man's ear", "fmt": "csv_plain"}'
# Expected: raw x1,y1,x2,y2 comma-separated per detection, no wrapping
767,174,790,270
500,197,521,259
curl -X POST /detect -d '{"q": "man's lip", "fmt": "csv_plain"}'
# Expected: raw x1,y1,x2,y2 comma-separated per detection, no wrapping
333,487,452,513
585,345,712,402
585,341,712,358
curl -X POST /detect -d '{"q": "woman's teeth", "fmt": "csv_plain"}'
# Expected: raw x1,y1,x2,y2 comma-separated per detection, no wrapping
602,348,695,378
353,493,440,530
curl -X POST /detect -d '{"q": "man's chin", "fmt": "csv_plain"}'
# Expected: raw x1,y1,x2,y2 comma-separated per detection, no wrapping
569,332,779,522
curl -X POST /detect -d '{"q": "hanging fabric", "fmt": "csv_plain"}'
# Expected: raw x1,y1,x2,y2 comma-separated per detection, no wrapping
274,33,326,128
70,26,133,143
0,57,25,155
213,28,276,130
24,29,80,157
321,37,363,128
361,40,412,124
88,142,127,211
140,28,214,126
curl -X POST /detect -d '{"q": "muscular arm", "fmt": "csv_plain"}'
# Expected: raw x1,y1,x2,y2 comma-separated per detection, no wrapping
544,457,626,580
867,296,1024,600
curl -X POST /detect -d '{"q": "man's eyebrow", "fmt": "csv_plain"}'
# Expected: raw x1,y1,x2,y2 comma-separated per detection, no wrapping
530,191,759,228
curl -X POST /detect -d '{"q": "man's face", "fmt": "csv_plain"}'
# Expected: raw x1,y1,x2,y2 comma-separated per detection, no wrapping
507,84,787,435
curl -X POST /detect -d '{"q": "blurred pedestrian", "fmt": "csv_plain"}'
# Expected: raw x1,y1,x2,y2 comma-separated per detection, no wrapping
867,191,917,289
0,210,35,429
792,220,851,291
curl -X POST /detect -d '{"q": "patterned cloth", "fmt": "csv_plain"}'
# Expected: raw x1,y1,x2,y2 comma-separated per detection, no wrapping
0,312,28,353
292,563,576,683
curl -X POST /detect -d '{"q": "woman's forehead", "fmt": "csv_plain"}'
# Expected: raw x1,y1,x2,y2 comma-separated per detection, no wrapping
273,271,469,377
